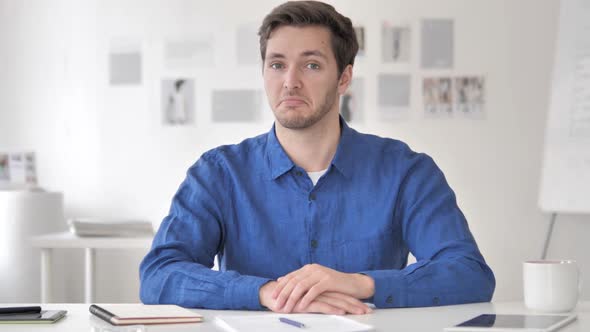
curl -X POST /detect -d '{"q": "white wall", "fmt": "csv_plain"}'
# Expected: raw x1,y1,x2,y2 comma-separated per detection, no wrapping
1,0,587,303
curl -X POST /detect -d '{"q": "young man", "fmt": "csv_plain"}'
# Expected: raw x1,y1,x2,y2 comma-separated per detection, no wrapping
140,1,495,315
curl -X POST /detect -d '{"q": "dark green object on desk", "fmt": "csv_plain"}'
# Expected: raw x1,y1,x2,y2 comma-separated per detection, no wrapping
0,310,67,324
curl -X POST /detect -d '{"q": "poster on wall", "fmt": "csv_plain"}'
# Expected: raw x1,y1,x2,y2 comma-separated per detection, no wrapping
382,22,411,63
423,77,453,117
164,36,214,69
161,78,195,126
354,26,366,57
378,74,411,120
0,152,37,190
0,154,9,183
109,40,142,85
454,76,485,118
340,77,364,123
421,19,454,69
212,90,262,122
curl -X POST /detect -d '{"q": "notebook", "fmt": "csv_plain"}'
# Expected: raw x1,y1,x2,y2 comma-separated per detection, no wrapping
215,313,374,332
0,310,67,324
89,304,203,326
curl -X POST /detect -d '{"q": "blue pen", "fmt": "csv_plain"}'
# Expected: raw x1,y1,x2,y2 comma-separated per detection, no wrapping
279,317,306,328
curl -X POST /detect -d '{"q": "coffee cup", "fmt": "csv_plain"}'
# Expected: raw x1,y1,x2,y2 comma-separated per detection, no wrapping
523,260,580,312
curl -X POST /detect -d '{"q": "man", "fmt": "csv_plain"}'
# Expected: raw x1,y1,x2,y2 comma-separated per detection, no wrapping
140,1,495,315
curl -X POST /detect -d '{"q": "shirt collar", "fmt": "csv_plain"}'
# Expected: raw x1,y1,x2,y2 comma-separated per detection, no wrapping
266,116,355,181
330,116,354,179
266,124,295,180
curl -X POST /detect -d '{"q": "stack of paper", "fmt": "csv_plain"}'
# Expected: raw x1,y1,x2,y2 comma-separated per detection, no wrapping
215,314,374,332
68,218,154,237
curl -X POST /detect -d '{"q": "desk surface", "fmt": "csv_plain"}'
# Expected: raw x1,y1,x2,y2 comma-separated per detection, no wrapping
30,232,153,249
0,302,586,331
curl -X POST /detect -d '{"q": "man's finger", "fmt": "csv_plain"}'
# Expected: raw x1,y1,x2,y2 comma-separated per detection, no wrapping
313,294,365,315
299,300,346,315
296,293,369,315
272,269,303,299
297,279,328,309
282,277,318,313
321,292,372,314
271,274,293,299
274,275,307,309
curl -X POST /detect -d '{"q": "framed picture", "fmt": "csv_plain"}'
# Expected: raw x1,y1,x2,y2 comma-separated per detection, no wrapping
0,152,37,190
161,78,195,126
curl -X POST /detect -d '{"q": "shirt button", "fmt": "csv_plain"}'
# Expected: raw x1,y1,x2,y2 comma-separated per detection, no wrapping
295,171,303,176
311,240,318,249
309,193,316,201
386,295,393,304
433,297,440,305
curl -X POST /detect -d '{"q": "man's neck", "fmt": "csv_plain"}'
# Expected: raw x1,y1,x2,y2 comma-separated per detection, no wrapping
275,111,341,172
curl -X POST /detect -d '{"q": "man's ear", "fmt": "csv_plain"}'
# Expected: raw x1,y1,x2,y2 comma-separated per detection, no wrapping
338,65,353,95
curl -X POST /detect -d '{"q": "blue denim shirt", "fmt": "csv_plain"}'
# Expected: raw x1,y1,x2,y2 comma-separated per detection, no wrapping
139,120,495,310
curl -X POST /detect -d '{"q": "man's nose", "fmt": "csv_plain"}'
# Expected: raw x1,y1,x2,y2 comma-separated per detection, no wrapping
283,67,302,90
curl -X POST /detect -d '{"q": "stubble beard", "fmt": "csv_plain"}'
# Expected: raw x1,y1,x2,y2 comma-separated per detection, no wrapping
273,84,339,130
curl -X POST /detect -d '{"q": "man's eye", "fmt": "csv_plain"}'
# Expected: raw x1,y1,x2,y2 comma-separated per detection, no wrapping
270,63,283,69
306,63,320,70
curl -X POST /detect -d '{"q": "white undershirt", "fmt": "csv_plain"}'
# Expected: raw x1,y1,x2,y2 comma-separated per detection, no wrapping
307,168,328,186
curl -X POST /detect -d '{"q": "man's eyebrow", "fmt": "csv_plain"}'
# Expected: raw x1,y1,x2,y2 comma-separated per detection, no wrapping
301,50,327,59
266,52,286,60
265,50,328,60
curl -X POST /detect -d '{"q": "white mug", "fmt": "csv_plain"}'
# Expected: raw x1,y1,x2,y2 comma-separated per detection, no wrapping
523,260,580,312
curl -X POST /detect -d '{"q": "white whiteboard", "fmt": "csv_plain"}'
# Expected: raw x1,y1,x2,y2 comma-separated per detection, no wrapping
539,0,590,213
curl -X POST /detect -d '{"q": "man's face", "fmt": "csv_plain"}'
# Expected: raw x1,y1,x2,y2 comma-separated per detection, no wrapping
263,25,350,130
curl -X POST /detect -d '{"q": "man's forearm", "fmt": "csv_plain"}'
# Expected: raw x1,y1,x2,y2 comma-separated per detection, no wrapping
361,255,495,308
140,254,271,310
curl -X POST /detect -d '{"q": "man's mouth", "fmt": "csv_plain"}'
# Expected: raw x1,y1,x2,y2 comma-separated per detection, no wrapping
280,97,307,107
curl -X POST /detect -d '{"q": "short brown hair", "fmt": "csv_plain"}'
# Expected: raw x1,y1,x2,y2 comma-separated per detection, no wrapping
258,1,358,76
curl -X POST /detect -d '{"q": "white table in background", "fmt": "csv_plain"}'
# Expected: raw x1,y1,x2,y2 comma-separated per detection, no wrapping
30,232,153,303
0,191,63,303
0,302,586,331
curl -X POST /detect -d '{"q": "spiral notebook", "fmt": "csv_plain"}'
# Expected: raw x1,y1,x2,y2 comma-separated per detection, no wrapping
215,313,374,332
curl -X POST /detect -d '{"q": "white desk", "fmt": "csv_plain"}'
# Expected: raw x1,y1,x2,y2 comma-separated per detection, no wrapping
30,232,153,303
0,302,586,331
